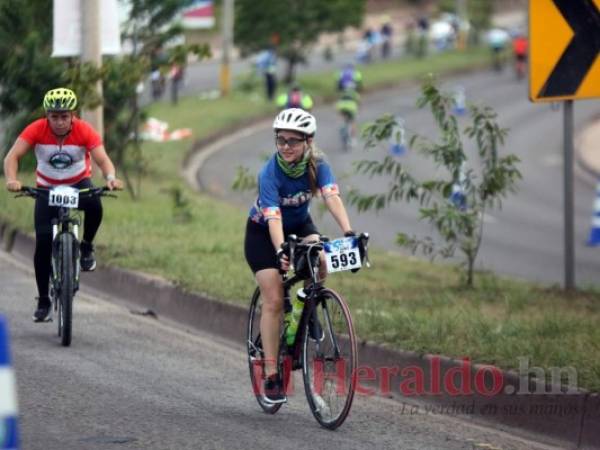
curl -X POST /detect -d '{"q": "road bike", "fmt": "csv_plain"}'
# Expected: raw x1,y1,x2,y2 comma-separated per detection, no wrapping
18,186,116,346
247,232,369,429
339,113,354,152
514,55,526,81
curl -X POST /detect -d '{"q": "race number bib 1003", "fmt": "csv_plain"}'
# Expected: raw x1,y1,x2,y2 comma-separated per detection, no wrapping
48,186,79,208
324,237,361,273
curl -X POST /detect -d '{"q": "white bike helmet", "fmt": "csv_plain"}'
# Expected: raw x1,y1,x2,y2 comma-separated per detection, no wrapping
273,108,317,136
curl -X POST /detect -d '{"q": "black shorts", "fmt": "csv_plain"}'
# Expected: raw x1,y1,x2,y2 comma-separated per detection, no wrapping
34,178,101,236
244,217,319,273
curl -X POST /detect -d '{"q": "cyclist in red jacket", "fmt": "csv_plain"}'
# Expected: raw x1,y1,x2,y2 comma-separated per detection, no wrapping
512,34,528,80
3,88,123,322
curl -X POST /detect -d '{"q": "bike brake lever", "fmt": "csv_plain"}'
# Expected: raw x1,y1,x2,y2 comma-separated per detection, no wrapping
360,232,371,268
288,234,298,272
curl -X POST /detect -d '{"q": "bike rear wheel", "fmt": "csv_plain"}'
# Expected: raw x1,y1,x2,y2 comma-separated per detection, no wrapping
58,233,75,347
302,288,357,429
247,287,290,414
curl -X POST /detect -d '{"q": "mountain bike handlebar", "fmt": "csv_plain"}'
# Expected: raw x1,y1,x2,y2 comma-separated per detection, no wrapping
16,186,118,199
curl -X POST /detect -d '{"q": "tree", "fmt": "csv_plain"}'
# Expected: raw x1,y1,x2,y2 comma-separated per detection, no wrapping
234,0,366,83
348,78,521,287
0,0,66,148
0,0,209,197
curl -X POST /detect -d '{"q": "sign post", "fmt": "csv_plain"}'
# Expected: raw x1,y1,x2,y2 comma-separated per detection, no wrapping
563,100,575,290
529,0,600,290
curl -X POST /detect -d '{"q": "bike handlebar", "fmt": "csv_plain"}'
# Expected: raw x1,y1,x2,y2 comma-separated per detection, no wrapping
16,186,118,199
280,232,370,277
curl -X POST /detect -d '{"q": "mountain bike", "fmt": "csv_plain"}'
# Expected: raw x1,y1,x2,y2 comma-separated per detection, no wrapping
17,186,116,346
247,232,369,429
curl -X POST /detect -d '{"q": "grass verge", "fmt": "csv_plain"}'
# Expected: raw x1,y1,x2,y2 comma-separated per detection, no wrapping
2,48,600,391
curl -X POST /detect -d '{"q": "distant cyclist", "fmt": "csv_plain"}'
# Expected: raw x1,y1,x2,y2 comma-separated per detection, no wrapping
3,88,123,322
276,84,314,111
335,87,360,148
512,33,528,80
336,63,363,92
244,108,356,404
486,28,510,72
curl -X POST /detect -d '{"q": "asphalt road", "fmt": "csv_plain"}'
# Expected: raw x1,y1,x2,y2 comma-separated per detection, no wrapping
197,68,600,286
0,252,560,450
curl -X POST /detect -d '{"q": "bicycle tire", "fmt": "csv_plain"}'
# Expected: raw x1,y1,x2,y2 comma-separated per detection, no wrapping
247,287,291,414
340,125,350,152
302,288,357,429
58,232,74,347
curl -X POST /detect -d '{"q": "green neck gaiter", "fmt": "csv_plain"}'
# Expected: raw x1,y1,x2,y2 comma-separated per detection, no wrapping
276,150,310,178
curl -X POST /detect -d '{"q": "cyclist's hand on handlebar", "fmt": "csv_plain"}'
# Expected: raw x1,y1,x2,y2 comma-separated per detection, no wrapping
344,230,367,273
276,247,290,273
6,180,22,192
106,178,124,191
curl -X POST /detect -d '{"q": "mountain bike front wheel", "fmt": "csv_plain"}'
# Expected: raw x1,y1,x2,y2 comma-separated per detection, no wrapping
57,232,75,347
302,288,357,429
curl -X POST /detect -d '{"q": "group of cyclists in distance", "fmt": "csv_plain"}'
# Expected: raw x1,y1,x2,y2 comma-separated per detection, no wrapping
2,85,363,406
277,63,363,150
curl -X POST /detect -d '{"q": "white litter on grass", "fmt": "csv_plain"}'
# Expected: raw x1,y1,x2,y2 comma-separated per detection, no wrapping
355,309,393,319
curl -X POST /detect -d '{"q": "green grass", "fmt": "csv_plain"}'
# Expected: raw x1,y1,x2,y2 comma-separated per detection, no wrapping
2,47,600,391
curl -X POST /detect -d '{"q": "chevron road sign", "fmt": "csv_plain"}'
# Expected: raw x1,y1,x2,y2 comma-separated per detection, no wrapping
530,0,600,102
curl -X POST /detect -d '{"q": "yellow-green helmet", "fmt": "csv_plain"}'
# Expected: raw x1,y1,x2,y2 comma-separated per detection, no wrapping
43,88,78,112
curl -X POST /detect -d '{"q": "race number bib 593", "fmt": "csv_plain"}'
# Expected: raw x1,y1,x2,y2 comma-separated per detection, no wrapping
49,186,79,208
324,237,361,273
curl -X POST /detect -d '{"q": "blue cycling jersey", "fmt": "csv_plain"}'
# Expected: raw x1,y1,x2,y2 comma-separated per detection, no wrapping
249,153,339,227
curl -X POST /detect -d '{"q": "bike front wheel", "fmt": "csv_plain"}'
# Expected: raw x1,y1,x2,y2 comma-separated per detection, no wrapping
57,232,75,347
302,288,357,429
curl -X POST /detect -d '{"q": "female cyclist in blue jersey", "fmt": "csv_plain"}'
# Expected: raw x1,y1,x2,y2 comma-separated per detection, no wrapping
244,108,356,404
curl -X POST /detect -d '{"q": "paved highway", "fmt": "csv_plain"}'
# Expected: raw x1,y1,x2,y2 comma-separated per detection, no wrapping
0,252,559,450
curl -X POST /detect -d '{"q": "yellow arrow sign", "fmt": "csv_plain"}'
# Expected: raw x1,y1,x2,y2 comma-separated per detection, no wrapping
530,0,600,102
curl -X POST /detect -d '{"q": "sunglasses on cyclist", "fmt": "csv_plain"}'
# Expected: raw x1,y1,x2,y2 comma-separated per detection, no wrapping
275,136,306,148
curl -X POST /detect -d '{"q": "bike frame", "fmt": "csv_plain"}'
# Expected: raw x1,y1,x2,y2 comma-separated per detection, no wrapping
280,238,341,372
51,205,81,294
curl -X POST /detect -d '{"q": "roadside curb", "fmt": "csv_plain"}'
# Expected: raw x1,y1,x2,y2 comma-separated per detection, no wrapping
1,224,598,449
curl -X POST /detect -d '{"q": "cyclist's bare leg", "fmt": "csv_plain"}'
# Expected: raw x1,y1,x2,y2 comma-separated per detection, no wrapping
255,268,284,377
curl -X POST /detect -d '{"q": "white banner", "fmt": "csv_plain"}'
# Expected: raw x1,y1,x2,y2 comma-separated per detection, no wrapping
52,0,122,57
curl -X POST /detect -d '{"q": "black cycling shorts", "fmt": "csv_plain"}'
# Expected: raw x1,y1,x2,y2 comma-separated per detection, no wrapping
244,217,319,273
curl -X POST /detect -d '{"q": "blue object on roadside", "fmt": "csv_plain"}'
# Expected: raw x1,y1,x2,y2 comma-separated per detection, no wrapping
450,184,467,211
452,86,466,116
389,116,407,157
449,162,468,211
0,315,18,450
389,143,406,157
587,182,600,246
